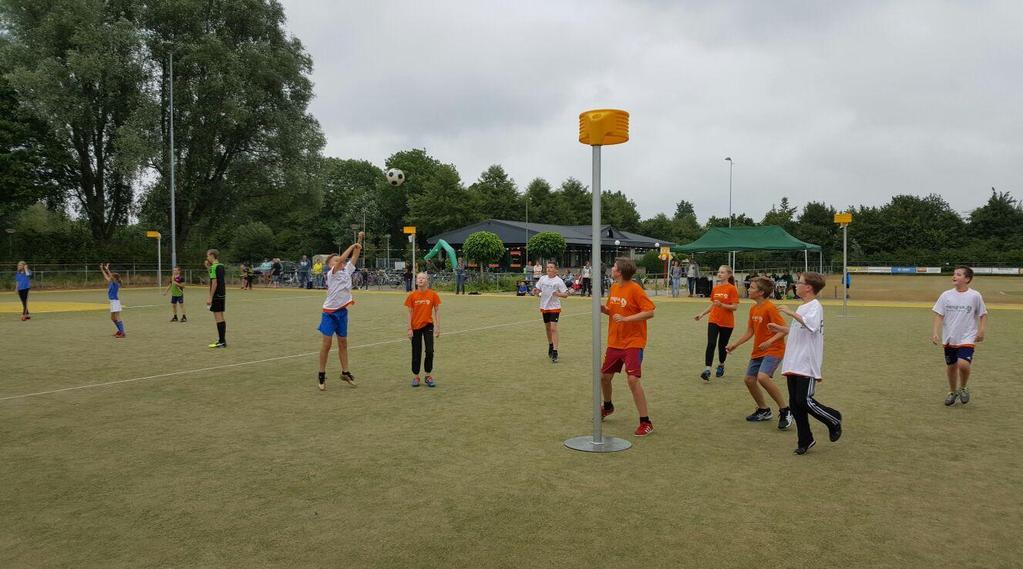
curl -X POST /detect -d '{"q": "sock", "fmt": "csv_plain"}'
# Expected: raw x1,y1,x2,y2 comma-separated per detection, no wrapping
603,401,614,411
318,372,325,384
640,416,652,424
217,321,226,343
115,321,124,333
705,366,711,372
548,343,553,354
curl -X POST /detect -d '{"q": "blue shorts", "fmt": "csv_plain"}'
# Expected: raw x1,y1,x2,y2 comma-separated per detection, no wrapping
746,355,782,378
170,295,184,304
318,309,349,337
944,346,974,366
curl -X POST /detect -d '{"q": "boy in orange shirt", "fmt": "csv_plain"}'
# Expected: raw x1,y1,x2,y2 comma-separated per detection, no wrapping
694,265,740,380
726,276,793,429
600,258,657,436
405,272,442,387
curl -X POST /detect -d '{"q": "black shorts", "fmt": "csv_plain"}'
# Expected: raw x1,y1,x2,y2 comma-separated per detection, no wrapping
542,311,560,323
209,296,226,313
944,346,974,366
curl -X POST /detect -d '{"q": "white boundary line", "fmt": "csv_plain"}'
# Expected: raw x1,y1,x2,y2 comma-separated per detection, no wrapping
0,313,582,402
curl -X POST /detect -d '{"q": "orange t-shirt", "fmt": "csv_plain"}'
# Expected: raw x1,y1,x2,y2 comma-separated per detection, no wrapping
708,283,739,328
748,300,786,359
605,281,656,349
404,289,441,330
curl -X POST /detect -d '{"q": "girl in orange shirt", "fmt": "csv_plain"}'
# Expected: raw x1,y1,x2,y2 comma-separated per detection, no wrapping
404,272,442,387
694,265,739,380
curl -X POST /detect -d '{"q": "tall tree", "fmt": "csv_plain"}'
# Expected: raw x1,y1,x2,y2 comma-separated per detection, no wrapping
468,164,520,221
2,0,158,241
601,190,640,231
406,163,481,241
968,188,1023,242
558,177,591,224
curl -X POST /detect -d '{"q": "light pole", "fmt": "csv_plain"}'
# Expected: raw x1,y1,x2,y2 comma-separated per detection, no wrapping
168,51,177,270
5,228,14,259
385,234,391,269
725,156,733,268
524,195,529,271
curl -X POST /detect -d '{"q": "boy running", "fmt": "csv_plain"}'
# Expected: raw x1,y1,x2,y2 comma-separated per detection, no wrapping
600,258,657,437
317,232,363,390
931,266,987,406
162,266,187,322
726,276,792,429
405,272,441,387
533,261,570,363
768,272,842,455
206,250,227,348
100,263,125,338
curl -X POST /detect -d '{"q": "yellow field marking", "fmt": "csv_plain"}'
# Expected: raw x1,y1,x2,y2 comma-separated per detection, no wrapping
0,301,108,313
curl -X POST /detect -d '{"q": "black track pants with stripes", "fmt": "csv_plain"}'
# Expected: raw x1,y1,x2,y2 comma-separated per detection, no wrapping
786,374,842,448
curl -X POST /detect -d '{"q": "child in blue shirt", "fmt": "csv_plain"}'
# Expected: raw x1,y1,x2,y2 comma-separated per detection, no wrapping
15,261,31,321
100,263,125,338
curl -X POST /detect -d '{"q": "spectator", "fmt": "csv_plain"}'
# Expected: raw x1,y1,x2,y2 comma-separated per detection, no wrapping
516,280,529,296
312,258,324,288
670,259,684,298
271,258,283,288
532,260,543,285
360,266,369,290
299,255,311,289
403,265,413,292
687,259,700,297
581,261,593,297
455,260,467,295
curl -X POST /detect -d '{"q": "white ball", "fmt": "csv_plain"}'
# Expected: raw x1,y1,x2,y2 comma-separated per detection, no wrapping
385,168,405,187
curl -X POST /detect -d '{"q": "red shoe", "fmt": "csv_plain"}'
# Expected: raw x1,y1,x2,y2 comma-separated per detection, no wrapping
634,422,653,437
20,315,28,321
601,405,615,420
114,331,126,338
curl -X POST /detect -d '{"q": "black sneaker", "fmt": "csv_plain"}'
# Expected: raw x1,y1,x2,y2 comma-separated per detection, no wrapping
340,371,357,387
715,364,725,378
700,369,711,381
548,345,554,358
170,315,178,322
180,315,187,323
778,408,793,430
794,440,816,455
551,350,559,364
746,408,772,422
829,421,842,442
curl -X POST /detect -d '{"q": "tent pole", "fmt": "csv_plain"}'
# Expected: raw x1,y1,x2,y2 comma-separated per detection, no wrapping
804,249,808,272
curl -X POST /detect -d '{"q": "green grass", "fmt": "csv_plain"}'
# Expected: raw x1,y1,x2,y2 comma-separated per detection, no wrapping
2,288,1021,568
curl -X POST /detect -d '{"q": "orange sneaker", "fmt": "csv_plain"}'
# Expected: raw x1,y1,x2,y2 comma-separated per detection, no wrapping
634,422,653,437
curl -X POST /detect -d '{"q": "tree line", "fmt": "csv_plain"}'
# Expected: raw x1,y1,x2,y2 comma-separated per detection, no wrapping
3,2,1021,269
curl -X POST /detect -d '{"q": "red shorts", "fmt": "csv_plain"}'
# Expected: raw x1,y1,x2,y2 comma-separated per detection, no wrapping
601,347,644,378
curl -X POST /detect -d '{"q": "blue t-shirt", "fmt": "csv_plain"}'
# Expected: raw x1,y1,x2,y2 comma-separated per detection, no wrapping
16,271,31,290
108,281,120,300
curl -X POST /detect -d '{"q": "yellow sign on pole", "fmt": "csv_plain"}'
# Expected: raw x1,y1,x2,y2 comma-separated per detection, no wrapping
146,230,161,238
403,226,416,234
833,212,853,225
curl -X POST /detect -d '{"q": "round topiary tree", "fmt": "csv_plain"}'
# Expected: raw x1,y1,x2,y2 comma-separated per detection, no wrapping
527,231,567,265
462,230,505,280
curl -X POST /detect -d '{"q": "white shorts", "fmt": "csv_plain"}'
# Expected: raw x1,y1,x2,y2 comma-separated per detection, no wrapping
110,299,122,313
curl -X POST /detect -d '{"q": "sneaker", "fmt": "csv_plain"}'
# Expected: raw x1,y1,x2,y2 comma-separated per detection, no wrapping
778,409,793,430
551,351,559,364
180,316,187,323
944,391,958,406
170,315,178,322
340,371,356,387
700,369,711,381
21,315,29,321
794,440,816,455
318,379,326,391
208,341,226,348
411,376,420,387
601,404,615,420
634,422,654,437
114,331,126,338
715,364,725,378
959,387,971,404
829,421,842,442
746,408,772,422
425,376,436,388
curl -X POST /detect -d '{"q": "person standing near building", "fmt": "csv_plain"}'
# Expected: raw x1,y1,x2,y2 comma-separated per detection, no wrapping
581,261,592,297
670,259,684,298
298,255,311,289
532,260,543,286
687,259,700,297
455,260,467,295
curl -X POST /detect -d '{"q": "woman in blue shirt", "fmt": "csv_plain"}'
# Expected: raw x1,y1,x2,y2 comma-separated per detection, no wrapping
15,261,31,321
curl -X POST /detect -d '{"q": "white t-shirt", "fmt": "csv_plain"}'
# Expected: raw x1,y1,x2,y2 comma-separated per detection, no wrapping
535,275,568,311
323,261,356,311
582,266,591,279
933,288,987,346
533,264,543,278
780,299,824,379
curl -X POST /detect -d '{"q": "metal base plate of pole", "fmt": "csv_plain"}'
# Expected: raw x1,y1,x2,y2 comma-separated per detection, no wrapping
564,435,632,453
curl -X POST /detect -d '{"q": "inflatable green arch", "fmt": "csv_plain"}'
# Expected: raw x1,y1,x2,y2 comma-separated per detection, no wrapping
423,239,459,270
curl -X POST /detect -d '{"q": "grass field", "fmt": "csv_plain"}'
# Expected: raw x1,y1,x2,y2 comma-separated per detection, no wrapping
2,286,1021,568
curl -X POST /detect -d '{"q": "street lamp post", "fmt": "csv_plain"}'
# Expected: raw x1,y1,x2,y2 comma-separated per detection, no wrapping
725,157,733,268
169,51,177,270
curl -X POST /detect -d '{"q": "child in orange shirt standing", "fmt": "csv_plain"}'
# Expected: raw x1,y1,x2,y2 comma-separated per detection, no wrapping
600,258,657,436
726,276,793,429
405,272,442,388
694,265,739,380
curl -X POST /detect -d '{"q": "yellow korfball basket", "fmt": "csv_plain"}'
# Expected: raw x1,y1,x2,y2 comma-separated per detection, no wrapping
578,109,629,146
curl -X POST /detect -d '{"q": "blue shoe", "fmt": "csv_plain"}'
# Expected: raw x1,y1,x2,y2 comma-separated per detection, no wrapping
715,364,725,378
425,376,436,388
411,376,420,387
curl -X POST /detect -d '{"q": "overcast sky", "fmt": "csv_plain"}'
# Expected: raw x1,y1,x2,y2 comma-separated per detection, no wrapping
277,0,1022,221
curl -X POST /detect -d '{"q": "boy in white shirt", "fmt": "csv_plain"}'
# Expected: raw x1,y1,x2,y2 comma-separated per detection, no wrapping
533,261,570,363
931,266,988,406
768,272,842,455
317,231,363,391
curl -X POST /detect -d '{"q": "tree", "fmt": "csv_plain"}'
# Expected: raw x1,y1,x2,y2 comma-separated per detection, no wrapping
406,163,481,242
2,0,158,241
761,197,798,231
381,148,445,240
601,190,640,231
673,200,695,221
968,188,1023,242
638,213,674,243
706,213,756,228
469,164,520,221
527,231,567,263
462,230,504,278
558,177,591,224
231,221,276,262
525,177,572,224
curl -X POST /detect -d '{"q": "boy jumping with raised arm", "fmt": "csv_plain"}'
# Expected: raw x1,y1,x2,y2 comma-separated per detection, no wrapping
317,231,363,390
533,261,571,363
726,276,793,429
600,258,657,437
768,272,842,455
932,266,987,406
100,263,125,338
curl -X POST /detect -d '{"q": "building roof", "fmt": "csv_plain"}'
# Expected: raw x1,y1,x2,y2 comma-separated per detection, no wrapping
426,219,673,249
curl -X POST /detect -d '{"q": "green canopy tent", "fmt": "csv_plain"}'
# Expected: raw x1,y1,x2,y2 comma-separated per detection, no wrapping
671,225,823,272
